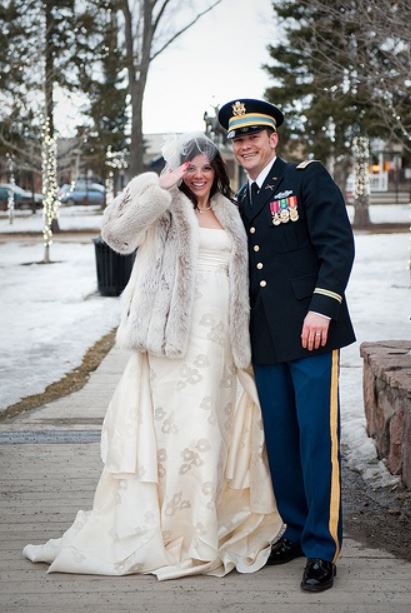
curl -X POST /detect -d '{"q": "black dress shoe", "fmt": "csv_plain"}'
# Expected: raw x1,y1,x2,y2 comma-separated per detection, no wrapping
266,537,303,565
301,558,336,592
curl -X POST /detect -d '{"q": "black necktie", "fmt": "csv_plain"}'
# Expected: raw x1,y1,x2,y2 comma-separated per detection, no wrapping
250,182,259,207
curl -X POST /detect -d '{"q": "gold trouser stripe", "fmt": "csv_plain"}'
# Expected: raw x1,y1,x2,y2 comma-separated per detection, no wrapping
329,349,341,563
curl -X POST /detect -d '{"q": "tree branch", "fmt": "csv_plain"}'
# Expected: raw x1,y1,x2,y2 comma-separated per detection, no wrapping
150,0,221,62
120,0,137,84
152,0,171,35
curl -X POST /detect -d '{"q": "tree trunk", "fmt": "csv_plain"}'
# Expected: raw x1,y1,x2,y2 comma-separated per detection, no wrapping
352,136,371,228
129,80,145,178
120,0,221,179
353,194,371,227
334,157,351,198
44,0,60,234
45,0,54,136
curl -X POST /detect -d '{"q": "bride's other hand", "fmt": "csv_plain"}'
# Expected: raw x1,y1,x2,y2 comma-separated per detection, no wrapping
159,162,189,190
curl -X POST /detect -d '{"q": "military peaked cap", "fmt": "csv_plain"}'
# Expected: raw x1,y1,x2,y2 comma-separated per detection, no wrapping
218,98,284,139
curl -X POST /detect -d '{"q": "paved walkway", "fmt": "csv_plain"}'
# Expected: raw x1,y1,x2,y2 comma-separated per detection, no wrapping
1,348,410,613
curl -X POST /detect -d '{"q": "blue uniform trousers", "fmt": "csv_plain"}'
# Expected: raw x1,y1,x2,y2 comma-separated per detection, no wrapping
254,350,342,562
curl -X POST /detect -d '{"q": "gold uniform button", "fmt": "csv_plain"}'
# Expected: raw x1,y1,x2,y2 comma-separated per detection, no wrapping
253,245,260,252
257,262,263,270
260,280,267,287
250,226,256,234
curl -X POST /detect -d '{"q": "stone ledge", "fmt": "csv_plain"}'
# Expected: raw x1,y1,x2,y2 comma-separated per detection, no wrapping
360,340,411,488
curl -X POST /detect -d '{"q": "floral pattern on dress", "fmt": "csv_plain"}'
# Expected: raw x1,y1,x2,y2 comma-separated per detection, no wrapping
200,395,217,425
199,313,225,346
176,364,202,390
22,227,283,580
165,492,192,516
179,439,211,475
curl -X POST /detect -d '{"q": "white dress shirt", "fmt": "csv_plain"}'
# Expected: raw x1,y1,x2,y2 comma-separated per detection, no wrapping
248,156,276,196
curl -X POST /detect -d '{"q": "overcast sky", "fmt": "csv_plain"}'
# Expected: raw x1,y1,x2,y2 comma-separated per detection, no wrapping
55,0,276,136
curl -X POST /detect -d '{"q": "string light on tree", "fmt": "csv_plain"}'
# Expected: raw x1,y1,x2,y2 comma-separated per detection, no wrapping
105,146,115,206
6,153,15,225
41,115,60,263
353,136,370,199
352,136,371,227
105,146,127,206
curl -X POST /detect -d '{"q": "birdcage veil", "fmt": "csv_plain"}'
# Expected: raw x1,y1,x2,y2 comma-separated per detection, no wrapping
161,131,218,171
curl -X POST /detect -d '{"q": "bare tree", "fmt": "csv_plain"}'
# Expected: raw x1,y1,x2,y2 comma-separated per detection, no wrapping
118,0,222,177
298,0,411,151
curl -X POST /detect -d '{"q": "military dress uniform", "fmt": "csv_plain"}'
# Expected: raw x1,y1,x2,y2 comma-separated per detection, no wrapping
218,99,355,569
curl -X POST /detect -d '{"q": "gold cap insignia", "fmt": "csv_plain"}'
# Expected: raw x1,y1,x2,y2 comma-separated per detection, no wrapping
232,101,246,117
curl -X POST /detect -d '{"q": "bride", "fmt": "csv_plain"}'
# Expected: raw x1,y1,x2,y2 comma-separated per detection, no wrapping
23,133,284,580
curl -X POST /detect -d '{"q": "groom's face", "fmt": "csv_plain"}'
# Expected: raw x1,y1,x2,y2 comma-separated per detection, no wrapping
232,130,278,180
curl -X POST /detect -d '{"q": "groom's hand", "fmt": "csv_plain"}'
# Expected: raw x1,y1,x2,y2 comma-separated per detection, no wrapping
301,311,330,351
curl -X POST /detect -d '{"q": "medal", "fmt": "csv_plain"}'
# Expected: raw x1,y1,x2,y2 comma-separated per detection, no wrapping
288,195,299,222
270,200,281,225
280,199,290,223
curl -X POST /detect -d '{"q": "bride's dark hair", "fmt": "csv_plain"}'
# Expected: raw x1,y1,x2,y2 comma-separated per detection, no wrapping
178,137,233,207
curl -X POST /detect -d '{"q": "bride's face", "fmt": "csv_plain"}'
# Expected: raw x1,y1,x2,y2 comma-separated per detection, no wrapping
182,153,215,201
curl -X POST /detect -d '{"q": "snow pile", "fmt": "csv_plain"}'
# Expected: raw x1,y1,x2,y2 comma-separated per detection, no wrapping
0,205,102,233
0,240,120,410
346,204,410,225
341,232,410,488
0,231,409,489
0,204,409,234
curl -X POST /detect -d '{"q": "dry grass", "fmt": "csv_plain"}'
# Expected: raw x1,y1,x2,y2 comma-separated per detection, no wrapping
0,329,116,422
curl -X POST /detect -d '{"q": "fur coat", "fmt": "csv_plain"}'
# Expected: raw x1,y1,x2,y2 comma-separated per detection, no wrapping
101,172,251,369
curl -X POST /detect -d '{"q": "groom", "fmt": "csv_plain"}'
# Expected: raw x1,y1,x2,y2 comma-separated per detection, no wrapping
218,98,355,592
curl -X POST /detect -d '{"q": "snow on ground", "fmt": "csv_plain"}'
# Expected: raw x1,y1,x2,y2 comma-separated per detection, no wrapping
0,230,409,489
341,232,410,488
0,203,409,233
0,240,120,410
0,205,102,233
346,204,410,225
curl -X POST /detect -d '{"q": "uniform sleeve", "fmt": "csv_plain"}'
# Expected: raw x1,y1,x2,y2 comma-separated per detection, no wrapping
301,163,355,320
101,172,172,254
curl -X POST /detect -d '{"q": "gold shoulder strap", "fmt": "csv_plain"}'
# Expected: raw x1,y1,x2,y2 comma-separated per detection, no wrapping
296,160,318,169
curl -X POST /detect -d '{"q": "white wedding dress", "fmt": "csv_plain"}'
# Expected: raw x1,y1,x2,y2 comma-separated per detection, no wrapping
23,227,284,580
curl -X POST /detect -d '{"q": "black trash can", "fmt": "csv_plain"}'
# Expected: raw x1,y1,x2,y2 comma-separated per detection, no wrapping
93,237,136,297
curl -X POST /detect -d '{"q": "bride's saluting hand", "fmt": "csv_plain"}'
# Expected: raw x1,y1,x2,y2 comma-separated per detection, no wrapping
159,162,189,190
